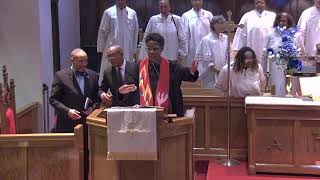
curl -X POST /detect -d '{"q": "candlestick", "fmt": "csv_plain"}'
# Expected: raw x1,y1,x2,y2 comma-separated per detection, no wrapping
266,58,270,73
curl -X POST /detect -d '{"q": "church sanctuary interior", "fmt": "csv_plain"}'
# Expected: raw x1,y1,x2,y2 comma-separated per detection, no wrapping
1,0,320,179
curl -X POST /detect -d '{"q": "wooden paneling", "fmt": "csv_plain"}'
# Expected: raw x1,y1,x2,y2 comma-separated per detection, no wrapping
183,89,247,159
247,103,320,175
255,120,294,164
267,0,314,21
28,147,75,180
87,108,194,180
88,122,120,180
16,102,38,133
0,125,84,180
0,147,27,180
296,121,320,165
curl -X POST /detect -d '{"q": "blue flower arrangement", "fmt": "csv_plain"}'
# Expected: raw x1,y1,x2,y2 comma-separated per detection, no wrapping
266,26,302,73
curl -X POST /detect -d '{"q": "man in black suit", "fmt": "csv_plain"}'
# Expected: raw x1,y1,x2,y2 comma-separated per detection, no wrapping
99,45,138,106
49,48,99,180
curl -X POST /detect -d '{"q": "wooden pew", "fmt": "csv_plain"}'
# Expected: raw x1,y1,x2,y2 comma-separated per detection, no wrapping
182,88,247,160
0,124,84,179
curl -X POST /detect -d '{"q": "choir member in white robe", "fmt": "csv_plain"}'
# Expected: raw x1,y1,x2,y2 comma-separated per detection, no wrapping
181,0,213,67
195,15,228,88
265,13,301,96
97,0,139,84
297,0,320,63
215,46,266,98
232,0,276,72
139,0,188,62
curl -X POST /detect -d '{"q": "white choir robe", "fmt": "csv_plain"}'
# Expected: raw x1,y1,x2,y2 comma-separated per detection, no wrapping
215,63,266,98
181,8,213,67
97,5,139,84
195,32,228,88
232,10,276,72
297,6,320,57
265,30,286,96
139,14,188,61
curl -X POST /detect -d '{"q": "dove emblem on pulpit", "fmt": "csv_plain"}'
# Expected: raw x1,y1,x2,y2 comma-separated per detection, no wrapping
118,115,150,134
156,91,168,106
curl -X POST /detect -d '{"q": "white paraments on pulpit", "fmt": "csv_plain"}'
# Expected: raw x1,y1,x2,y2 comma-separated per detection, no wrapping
106,107,157,160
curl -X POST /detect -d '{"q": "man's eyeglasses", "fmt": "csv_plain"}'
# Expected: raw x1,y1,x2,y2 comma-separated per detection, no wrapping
73,59,88,64
146,47,161,52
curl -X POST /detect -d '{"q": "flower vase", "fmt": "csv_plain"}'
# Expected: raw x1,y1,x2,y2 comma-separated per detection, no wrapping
285,74,293,96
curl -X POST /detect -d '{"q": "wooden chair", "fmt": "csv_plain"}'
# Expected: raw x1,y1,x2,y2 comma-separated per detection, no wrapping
0,65,16,134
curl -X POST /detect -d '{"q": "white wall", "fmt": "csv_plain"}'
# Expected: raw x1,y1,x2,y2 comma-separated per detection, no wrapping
58,0,81,69
0,0,81,132
0,0,53,132
39,0,55,132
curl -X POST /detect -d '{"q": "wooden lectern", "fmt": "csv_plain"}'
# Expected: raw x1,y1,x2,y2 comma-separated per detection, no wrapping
87,108,194,180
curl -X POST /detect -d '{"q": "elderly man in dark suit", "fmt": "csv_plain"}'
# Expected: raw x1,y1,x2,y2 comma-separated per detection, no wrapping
99,45,139,107
50,48,100,132
49,48,99,180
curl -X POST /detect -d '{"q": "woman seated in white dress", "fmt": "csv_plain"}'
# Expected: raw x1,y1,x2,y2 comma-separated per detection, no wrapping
215,46,266,98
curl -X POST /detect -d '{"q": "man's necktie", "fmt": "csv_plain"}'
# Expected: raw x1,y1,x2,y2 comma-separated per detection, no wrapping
117,67,124,86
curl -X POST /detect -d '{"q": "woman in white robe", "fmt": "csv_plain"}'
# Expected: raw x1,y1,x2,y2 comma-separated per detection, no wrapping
215,46,266,98
232,0,276,72
297,1,320,60
265,12,302,96
264,13,295,97
139,0,187,62
181,0,213,67
195,15,228,88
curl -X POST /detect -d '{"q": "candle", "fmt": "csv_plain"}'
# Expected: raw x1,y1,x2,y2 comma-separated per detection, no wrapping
266,58,270,73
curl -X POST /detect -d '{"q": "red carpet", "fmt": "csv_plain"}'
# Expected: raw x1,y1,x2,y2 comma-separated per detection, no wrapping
195,160,320,180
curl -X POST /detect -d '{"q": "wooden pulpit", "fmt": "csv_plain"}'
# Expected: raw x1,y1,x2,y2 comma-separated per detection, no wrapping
87,108,194,180
246,96,320,175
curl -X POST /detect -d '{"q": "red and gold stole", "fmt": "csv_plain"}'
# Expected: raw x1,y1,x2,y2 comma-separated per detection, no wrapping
139,58,170,109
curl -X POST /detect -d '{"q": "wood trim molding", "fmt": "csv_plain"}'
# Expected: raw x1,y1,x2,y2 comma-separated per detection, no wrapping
16,102,39,133
16,102,38,119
